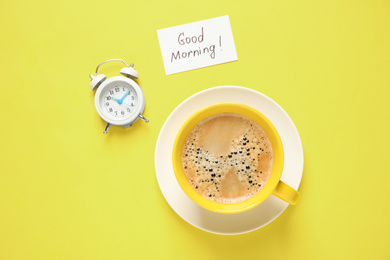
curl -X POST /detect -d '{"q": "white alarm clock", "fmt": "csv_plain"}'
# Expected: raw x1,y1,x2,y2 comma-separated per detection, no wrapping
89,59,148,134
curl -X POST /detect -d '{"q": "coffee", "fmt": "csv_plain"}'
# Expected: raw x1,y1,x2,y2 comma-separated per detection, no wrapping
181,113,273,204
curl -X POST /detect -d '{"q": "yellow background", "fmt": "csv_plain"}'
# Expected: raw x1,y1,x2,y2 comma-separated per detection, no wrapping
1,0,389,259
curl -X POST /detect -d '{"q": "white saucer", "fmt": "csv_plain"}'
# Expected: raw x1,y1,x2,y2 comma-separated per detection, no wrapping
154,86,303,235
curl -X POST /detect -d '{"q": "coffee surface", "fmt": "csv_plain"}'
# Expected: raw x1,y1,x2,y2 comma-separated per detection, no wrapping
181,113,273,204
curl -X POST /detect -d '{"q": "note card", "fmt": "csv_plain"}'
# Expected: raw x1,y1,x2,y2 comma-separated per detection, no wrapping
157,15,238,75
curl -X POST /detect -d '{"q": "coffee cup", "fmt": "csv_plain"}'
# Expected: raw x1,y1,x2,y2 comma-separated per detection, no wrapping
172,103,300,214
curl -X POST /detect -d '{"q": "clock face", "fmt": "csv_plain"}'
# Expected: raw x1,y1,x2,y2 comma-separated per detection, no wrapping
95,76,145,126
102,84,138,118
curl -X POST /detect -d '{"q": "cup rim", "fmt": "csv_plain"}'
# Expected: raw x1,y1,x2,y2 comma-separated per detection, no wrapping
172,102,284,214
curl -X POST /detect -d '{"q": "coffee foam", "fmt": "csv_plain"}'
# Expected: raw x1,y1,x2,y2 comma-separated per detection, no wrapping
181,113,273,204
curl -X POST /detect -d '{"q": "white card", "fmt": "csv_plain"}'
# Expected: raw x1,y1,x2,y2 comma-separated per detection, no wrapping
157,15,238,75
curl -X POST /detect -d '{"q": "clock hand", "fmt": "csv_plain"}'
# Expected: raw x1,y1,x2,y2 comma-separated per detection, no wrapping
119,90,130,103
122,102,133,108
111,96,121,104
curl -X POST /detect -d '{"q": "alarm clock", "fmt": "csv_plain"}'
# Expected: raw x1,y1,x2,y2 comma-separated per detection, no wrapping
89,59,148,134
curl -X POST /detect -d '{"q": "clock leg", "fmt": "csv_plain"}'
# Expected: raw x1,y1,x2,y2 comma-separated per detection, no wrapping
103,123,112,134
139,114,149,123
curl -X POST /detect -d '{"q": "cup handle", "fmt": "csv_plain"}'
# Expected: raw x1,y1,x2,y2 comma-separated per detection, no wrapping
272,180,300,205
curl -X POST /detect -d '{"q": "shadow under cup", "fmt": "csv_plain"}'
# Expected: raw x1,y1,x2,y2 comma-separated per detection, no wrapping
172,103,300,214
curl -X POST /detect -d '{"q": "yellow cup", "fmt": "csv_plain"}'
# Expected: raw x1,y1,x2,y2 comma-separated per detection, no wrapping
172,103,300,214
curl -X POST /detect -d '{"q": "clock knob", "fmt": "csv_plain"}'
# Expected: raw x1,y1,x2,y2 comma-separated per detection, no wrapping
120,64,139,79
89,74,107,91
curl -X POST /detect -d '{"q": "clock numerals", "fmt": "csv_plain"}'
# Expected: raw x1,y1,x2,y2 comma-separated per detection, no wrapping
103,86,137,118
